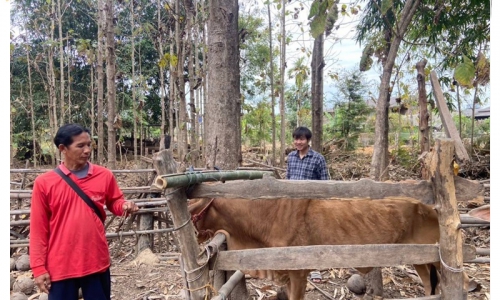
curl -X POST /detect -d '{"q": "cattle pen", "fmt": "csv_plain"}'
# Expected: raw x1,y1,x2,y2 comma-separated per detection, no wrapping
9,138,490,300
143,138,489,300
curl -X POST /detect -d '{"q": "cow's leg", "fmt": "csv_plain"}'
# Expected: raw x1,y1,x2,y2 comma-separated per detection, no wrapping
414,264,439,295
286,270,309,300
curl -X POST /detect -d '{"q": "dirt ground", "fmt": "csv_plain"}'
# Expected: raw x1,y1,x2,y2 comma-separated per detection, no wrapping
10,147,491,299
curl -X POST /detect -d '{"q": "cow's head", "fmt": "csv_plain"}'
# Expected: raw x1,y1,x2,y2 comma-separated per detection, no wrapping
188,198,216,243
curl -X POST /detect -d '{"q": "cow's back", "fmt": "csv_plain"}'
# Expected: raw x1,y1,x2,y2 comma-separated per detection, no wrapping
195,197,439,248
298,198,439,246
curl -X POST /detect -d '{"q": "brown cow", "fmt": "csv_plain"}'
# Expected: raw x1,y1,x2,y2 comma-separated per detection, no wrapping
188,197,466,299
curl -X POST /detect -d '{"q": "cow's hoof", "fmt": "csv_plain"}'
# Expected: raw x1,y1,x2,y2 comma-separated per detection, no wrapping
276,286,288,300
347,274,366,295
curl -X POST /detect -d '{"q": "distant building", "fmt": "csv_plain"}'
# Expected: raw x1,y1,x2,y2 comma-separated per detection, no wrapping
463,106,490,120
365,97,409,115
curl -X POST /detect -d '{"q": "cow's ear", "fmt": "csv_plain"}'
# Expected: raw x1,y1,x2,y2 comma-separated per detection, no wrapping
187,198,206,214
468,205,490,222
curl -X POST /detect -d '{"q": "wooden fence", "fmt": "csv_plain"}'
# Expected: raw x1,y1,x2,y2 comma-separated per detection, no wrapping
9,139,490,300
148,139,489,300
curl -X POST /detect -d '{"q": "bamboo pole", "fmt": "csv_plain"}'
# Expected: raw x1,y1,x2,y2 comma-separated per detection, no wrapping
152,170,274,190
211,271,245,300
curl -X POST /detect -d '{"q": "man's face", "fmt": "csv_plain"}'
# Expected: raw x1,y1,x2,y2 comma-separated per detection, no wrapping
61,132,92,168
293,136,309,151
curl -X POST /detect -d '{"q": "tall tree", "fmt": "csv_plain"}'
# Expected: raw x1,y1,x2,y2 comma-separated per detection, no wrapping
57,0,65,124
308,0,339,152
106,0,117,169
26,43,37,167
184,0,197,163
131,0,138,161
205,0,241,169
97,0,106,164
267,0,276,165
310,33,324,152
357,0,421,181
279,0,286,167
176,0,188,161
48,0,58,165
158,0,166,139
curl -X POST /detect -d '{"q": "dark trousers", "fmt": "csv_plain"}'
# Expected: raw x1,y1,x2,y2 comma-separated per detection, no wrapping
48,268,111,300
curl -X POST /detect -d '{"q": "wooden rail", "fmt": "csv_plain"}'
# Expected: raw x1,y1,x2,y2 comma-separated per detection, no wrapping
149,140,486,300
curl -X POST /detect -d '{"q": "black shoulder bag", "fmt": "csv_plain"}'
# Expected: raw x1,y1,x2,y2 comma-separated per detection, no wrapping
54,167,105,223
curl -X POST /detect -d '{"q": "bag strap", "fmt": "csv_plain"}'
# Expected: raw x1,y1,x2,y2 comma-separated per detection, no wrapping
54,167,105,223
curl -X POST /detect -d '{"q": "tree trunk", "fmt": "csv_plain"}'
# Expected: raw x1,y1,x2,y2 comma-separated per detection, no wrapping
202,8,208,162
194,23,202,161
67,35,72,122
470,86,478,157
26,44,37,168
416,58,430,155
58,0,65,125
158,0,166,139
131,0,138,161
175,0,188,162
90,66,95,163
184,0,197,165
205,0,241,170
97,0,106,164
279,0,286,167
49,0,58,165
370,0,421,181
169,26,175,139
106,0,117,169
311,33,324,152
267,1,276,166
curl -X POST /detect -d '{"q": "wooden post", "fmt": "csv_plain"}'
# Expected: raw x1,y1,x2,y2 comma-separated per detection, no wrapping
137,174,156,253
137,213,154,253
430,71,469,162
152,149,209,300
416,59,430,178
208,234,248,300
427,139,465,299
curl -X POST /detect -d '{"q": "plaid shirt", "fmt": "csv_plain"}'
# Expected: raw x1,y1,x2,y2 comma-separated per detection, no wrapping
286,147,330,180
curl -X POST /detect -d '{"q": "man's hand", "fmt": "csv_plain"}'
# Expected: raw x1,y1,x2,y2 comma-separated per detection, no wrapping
35,273,51,294
122,201,139,215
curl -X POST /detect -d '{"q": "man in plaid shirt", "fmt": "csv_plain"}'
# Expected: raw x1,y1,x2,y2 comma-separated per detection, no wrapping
285,126,329,283
286,127,330,180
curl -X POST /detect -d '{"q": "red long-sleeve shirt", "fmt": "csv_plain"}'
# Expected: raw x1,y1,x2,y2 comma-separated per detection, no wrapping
29,162,126,281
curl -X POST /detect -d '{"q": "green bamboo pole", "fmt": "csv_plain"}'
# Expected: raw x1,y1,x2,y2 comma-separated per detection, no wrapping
152,170,274,190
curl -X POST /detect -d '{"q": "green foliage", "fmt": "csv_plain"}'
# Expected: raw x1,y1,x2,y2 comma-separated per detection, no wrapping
241,101,273,147
454,56,475,89
453,114,489,138
380,0,393,15
326,69,373,150
390,146,418,171
308,0,339,38
359,43,374,71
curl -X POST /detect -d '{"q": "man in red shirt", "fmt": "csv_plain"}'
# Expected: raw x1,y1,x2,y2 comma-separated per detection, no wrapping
30,123,139,300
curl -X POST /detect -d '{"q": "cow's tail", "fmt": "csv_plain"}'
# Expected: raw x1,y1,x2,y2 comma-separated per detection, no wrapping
430,264,439,295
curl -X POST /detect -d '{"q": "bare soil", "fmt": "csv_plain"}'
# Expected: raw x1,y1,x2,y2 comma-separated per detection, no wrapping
10,148,490,300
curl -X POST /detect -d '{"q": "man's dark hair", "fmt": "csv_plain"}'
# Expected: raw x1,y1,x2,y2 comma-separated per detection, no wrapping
292,126,312,140
54,123,91,147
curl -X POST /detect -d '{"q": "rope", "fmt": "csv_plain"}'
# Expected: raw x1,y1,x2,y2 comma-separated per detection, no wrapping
439,247,464,273
181,246,216,299
185,245,212,278
184,283,218,300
